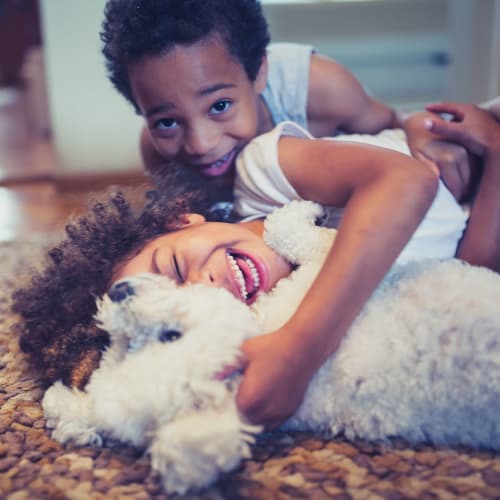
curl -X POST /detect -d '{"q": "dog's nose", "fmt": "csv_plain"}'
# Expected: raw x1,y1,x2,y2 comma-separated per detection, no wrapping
108,281,135,303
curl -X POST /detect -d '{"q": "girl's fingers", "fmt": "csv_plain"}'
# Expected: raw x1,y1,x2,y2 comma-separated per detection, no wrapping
414,150,440,176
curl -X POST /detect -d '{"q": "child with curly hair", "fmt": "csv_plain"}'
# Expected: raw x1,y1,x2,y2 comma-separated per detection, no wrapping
12,171,212,389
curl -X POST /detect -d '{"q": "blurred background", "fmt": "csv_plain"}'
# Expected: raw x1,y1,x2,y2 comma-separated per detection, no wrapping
0,0,499,240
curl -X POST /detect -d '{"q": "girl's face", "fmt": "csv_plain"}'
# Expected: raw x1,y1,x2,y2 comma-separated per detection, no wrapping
113,217,292,305
128,36,270,178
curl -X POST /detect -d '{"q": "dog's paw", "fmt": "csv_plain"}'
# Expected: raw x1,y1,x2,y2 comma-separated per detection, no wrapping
52,423,103,447
42,381,101,446
149,409,260,494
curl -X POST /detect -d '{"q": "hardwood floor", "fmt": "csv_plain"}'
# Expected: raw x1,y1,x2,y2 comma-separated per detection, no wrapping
0,87,87,242
0,86,148,243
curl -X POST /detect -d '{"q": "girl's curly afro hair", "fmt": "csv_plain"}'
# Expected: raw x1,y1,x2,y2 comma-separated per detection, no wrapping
11,170,213,389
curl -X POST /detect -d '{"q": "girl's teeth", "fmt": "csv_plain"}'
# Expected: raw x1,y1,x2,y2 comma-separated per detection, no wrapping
228,254,247,300
227,254,260,301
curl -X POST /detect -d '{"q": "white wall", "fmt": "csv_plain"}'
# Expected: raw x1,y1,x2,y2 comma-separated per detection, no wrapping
264,0,450,109
40,0,143,175
447,0,500,103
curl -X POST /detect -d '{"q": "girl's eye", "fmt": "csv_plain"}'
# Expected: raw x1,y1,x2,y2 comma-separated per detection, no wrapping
173,254,184,283
210,100,231,115
154,118,178,131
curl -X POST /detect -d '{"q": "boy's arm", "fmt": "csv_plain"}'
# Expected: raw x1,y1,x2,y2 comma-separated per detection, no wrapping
237,138,438,426
458,150,500,271
306,53,401,137
425,101,500,271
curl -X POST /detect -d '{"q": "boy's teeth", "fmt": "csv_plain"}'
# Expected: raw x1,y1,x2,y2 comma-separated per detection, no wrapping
227,254,260,301
209,154,228,169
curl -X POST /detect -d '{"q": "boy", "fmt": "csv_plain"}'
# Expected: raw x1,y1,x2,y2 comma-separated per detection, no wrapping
100,0,472,199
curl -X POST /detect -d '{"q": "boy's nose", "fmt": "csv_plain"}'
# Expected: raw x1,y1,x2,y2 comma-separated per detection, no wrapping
184,125,218,156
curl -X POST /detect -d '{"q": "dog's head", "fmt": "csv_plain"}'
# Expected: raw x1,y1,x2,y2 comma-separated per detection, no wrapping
95,273,259,377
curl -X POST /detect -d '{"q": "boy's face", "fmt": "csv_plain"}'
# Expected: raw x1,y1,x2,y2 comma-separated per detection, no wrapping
113,217,292,305
128,36,268,178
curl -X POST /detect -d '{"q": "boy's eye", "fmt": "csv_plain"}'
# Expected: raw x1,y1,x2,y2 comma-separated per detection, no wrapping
210,100,231,115
154,118,178,130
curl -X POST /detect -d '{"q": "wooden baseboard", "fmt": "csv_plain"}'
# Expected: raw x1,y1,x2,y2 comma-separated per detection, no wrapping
54,170,152,193
0,170,152,193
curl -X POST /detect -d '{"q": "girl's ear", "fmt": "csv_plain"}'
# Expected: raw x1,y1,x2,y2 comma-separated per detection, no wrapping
254,55,268,94
175,213,206,229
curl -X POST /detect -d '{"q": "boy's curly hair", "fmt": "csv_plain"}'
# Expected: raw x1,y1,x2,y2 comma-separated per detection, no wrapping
11,171,212,389
100,0,270,111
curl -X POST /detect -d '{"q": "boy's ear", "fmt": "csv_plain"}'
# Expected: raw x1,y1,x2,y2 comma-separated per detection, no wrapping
175,213,206,229
254,55,268,94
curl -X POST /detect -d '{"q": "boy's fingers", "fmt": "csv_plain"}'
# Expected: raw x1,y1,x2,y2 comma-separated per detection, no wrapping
426,102,466,121
214,355,247,380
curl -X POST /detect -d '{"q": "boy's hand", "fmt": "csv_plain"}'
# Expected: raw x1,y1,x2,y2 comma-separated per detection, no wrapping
425,102,500,158
236,330,315,429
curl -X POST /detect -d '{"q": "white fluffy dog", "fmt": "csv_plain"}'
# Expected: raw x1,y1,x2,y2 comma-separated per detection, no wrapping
43,201,500,495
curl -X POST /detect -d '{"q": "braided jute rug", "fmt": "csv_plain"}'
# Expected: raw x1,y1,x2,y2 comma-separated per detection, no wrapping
1,238,500,500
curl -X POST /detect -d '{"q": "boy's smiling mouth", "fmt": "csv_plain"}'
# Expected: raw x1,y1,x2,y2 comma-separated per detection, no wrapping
226,250,263,304
198,149,238,177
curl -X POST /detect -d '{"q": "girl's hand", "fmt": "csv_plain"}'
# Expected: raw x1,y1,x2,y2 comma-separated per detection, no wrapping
404,112,471,201
425,102,500,158
235,329,316,428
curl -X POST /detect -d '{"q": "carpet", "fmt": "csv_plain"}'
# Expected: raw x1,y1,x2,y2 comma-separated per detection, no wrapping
1,238,500,499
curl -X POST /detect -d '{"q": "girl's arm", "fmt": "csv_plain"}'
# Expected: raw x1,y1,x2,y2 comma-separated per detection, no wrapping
237,138,438,426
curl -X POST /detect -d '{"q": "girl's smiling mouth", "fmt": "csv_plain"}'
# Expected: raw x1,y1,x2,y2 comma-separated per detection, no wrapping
198,149,238,177
226,250,266,304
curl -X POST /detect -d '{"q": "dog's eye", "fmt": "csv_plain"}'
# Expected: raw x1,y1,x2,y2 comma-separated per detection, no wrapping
158,329,182,343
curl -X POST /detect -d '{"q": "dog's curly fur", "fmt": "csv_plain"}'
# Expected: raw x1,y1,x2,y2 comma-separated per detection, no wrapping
11,170,214,389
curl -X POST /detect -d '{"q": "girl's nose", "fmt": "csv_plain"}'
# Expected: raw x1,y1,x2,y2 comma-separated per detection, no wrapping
187,268,216,287
184,123,219,157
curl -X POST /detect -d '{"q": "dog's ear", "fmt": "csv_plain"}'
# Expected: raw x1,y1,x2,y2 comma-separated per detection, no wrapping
174,213,206,230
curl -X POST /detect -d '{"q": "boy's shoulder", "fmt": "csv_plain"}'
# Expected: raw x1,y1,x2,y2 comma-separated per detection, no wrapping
267,42,315,59
263,43,315,128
